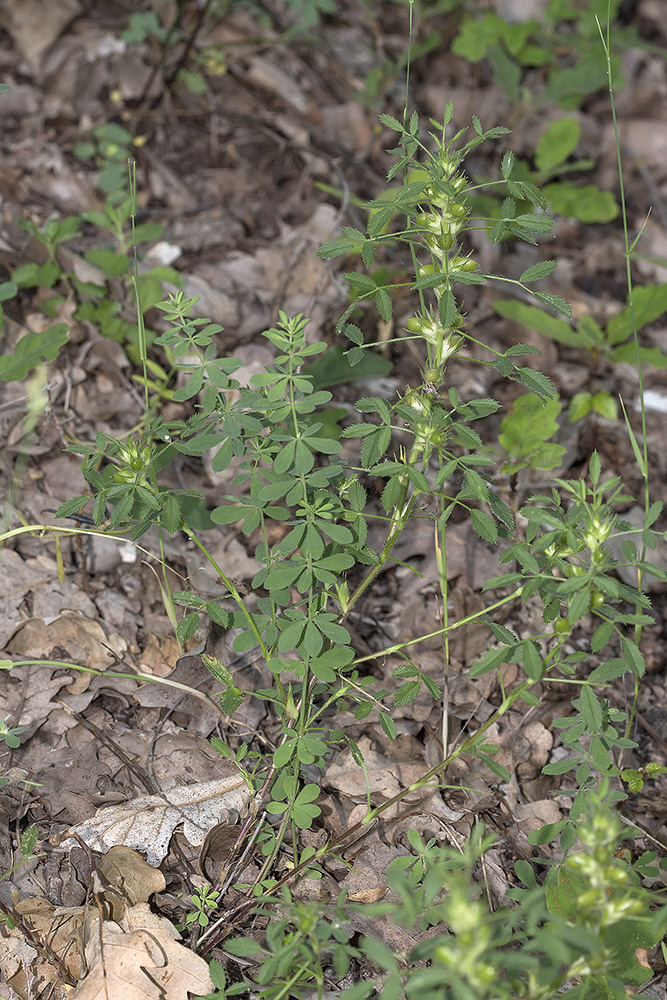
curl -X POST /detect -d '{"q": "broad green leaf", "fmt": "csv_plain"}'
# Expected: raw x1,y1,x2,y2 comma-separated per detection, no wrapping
494,300,576,345
211,504,248,524
394,681,420,707
12,261,60,289
302,344,391,389
543,182,618,223
569,391,593,422
84,248,129,278
499,392,562,461
0,324,69,381
606,284,667,344
535,117,580,174
591,391,617,421
160,494,181,533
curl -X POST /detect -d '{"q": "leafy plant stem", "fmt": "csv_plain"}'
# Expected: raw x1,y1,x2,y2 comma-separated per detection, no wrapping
342,442,430,619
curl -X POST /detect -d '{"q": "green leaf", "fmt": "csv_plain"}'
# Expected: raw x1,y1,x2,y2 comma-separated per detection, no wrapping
273,738,297,768
219,688,244,715
588,657,628,684
543,182,618,223
379,113,404,132
499,392,562,462
535,117,580,174
471,508,498,544
394,681,420,707
591,620,614,654
470,646,510,677
160,494,181,533
621,636,645,678
569,391,593,422
176,612,199,644
54,496,90,519
302,344,391,389
522,640,542,681
319,522,354,545
173,366,204,400
605,284,667,344
375,288,392,321
0,324,69,381
515,367,556,399
519,260,558,284
360,426,391,468
224,937,265,957
646,500,663,528
494,299,576,345
296,782,320,804
83,248,129,278
12,261,60,289
0,280,17,302
380,712,397,740
211,504,248,525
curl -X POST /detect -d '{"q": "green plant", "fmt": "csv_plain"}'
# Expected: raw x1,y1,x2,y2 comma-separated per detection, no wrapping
0,719,24,750
495,282,667,424
119,0,249,99
470,114,619,228
496,391,566,481
37,100,664,996
217,791,667,1000
621,761,667,794
451,0,645,109
187,884,221,928
1,185,180,397
222,888,358,1000
3,10,667,1000
0,826,43,929
201,959,246,999
74,122,145,203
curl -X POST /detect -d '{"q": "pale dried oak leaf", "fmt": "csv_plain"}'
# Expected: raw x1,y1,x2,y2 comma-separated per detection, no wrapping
62,775,251,866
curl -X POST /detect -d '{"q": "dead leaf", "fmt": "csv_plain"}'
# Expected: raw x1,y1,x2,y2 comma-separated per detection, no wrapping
13,893,91,979
199,822,244,881
73,903,213,999
98,846,167,905
62,775,252,866
348,887,388,903
0,0,82,75
325,736,427,800
7,611,127,693
0,549,57,647
0,935,44,999
0,663,76,740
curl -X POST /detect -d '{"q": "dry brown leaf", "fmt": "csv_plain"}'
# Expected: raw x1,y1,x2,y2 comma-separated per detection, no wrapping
7,611,127,693
0,549,58,646
13,893,91,980
73,903,212,1000
0,0,81,74
0,934,48,1000
347,887,388,903
0,663,76,740
98,846,167,905
62,775,252,866
325,736,426,800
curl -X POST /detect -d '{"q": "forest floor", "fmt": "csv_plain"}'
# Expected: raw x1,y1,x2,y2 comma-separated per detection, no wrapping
1,0,667,996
